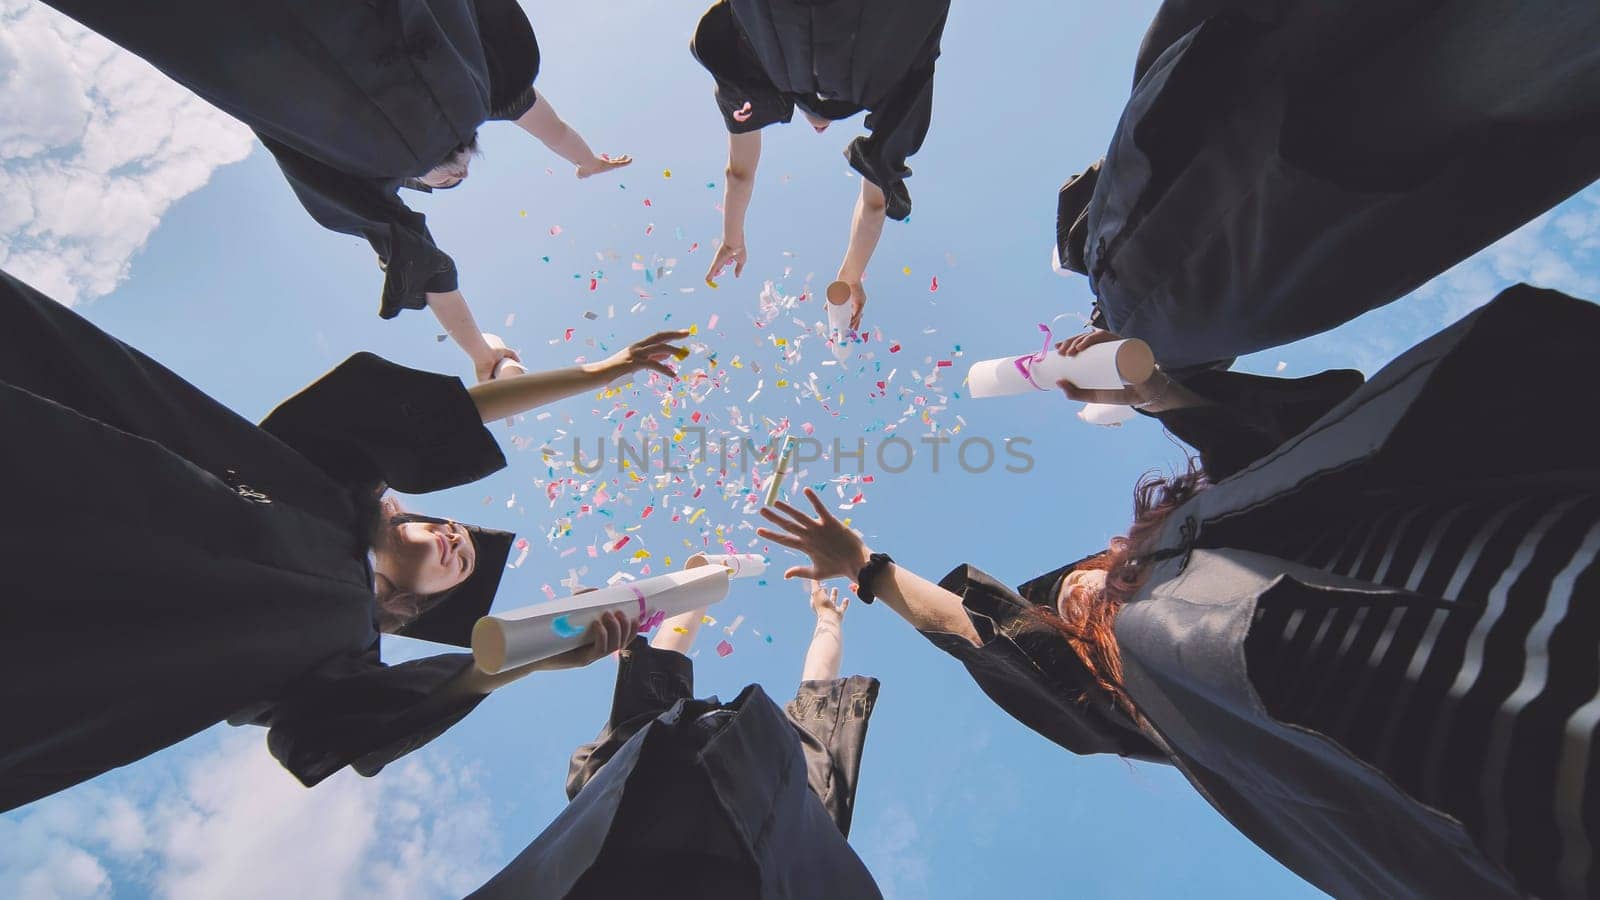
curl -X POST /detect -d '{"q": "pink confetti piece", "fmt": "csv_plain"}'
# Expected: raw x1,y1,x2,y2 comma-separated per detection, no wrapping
643,198,652,207
732,101,753,123
549,225,562,236
715,639,735,657
588,278,598,291
688,242,699,253
930,276,939,292
707,313,720,329
564,327,575,341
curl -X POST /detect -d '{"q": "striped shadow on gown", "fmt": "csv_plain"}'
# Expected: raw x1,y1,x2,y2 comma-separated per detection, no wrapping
1245,492,1600,899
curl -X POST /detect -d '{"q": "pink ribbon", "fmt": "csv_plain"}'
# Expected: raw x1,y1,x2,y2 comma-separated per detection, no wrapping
1012,323,1055,391
630,586,665,634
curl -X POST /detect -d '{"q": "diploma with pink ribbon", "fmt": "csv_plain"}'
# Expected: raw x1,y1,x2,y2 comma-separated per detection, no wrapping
966,325,1155,398
471,566,731,673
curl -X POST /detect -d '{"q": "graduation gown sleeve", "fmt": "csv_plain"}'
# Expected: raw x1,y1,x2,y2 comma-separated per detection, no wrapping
260,352,506,494
258,133,458,320
1148,368,1363,480
690,3,795,134
264,649,487,786
843,62,933,222
921,564,1165,760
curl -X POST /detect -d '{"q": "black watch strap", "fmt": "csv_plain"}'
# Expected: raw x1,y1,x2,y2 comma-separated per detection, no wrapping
854,552,894,604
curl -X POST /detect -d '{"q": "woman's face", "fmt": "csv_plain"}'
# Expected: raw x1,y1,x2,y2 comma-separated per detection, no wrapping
1057,568,1108,619
373,505,477,597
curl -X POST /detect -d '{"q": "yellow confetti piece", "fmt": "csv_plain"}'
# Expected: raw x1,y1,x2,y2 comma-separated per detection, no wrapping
688,508,706,524
706,278,719,289
632,549,652,559
663,169,673,178
701,615,717,626
689,323,699,335
777,379,789,387
774,337,788,347
664,556,673,566
902,266,911,275
672,346,691,360
673,626,688,634
519,210,527,217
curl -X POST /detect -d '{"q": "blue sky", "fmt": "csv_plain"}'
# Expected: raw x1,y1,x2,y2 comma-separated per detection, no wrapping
3,1,1599,897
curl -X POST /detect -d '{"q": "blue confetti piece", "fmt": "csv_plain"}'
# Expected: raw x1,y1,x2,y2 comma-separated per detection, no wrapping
763,634,774,644
551,615,586,638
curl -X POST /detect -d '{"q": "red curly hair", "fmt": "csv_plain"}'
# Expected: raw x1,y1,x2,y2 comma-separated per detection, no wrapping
1022,460,1208,722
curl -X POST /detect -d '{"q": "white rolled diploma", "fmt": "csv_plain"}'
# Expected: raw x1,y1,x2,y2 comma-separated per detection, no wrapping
966,338,1155,398
825,280,854,361
685,552,767,579
471,566,731,674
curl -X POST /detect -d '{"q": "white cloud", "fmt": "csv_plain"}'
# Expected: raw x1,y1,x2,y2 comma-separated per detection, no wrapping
858,803,931,900
0,0,254,305
0,732,501,899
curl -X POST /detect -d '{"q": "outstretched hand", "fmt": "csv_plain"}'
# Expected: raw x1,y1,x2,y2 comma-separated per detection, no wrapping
597,329,693,381
756,488,871,581
705,241,747,285
577,154,632,179
808,579,848,620
842,281,867,331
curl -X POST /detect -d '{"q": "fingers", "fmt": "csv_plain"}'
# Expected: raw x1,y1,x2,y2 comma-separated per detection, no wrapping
754,526,807,550
829,587,839,605
836,592,849,615
640,329,693,344
771,499,817,528
758,505,810,533
802,487,837,523
783,564,820,580
733,254,745,277
609,155,633,167
642,360,678,378
1057,380,1130,405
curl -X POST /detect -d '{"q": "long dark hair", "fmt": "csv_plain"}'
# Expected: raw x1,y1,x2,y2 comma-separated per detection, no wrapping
1021,459,1209,721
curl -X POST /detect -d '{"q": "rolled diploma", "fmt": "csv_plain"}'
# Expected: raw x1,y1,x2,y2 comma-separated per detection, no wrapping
761,435,798,506
685,552,767,578
966,339,1154,398
825,281,854,361
472,566,730,673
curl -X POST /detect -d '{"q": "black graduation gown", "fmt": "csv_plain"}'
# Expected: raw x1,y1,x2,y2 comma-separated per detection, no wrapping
0,269,507,813
469,638,883,899
928,285,1600,897
1060,0,1600,369
41,0,542,319
690,0,949,221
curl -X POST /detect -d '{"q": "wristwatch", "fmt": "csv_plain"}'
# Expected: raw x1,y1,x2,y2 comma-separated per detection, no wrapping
854,552,894,604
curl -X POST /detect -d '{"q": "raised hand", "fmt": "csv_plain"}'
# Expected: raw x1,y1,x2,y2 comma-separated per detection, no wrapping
756,488,871,581
808,579,848,620
705,241,747,286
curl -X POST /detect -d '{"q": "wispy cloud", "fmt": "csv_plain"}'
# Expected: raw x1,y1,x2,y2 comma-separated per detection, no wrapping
0,732,501,899
0,0,254,304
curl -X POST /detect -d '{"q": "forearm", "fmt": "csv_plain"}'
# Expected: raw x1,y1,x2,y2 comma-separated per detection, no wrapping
837,181,887,283
427,289,493,364
719,131,760,245
514,90,599,167
466,360,618,422
650,606,707,655
720,171,755,246
800,614,844,681
872,562,981,646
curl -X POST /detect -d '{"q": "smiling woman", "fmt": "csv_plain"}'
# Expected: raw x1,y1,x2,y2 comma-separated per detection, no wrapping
0,268,690,814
